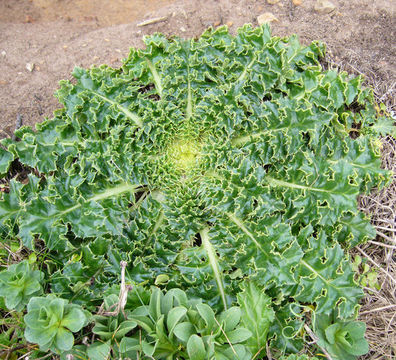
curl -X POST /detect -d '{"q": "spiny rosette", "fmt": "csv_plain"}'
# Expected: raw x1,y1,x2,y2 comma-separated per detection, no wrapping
0,24,393,354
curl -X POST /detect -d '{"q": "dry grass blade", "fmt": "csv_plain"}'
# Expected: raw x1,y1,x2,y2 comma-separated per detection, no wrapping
368,240,396,250
360,304,396,315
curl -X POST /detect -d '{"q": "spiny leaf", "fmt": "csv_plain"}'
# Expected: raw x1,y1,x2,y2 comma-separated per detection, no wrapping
237,282,275,356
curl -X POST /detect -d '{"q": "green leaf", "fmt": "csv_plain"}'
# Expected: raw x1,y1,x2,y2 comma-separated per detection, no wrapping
54,327,74,352
370,116,395,137
187,334,206,360
0,146,13,176
225,328,252,343
87,341,111,360
296,233,363,318
119,337,140,353
116,320,138,338
155,315,168,343
61,307,86,332
130,314,155,333
142,340,155,357
218,307,241,332
24,324,57,349
196,303,216,330
174,322,196,343
149,286,164,321
237,282,275,356
167,306,187,335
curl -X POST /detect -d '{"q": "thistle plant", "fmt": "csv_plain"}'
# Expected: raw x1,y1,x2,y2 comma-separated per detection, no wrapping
0,24,394,358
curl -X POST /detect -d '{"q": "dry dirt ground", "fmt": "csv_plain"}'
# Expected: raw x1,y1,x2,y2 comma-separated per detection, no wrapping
0,0,395,135
0,0,395,359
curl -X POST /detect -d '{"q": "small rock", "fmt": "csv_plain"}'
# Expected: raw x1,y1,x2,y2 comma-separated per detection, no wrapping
0,80,8,85
24,15,35,23
257,12,279,25
267,0,280,4
226,21,233,27
180,26,186,32
293,0,302,5
26,63,35,72
314,0,336,14
214,20,221,26
1,50,6,57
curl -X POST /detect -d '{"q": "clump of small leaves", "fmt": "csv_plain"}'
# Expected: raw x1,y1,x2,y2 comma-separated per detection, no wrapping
24,295,88,353
0,260,44,311
121,286,253,359
352,254,381,290
313,314,369,360
0,24,394,358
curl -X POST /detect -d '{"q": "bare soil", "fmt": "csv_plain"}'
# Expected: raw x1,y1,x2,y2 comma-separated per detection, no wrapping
0,0,395,136
0,0,395,359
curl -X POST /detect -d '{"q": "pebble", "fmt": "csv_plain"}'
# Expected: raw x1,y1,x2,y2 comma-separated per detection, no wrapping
314,0,336,14
226,21,233,27
1,50,6,57
293,0,302,5
257,12,279,25
180,26,186,32
24,15,35,23
267,0,280,4
26,63,35,72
